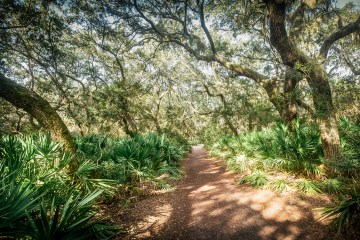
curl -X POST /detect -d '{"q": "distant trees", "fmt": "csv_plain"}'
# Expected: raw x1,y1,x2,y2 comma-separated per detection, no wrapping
1,0,359,164
106,0,360,161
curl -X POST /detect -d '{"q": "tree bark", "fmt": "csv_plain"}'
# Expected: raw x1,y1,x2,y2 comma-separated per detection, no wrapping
282,67,299,129
264,0,343,160
0,73,79,172
223,115,239,136
122,115,137,137
307,62,342,160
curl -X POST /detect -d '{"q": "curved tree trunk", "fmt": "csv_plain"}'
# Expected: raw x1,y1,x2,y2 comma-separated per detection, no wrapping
0,73,79,172
223,115,239,136
122,115,137,137
307,64,342,160
282,67,299,130
153,117,162,134
264,0,344,161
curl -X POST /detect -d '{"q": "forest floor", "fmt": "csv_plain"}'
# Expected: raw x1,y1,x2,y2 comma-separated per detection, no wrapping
110,145,339,240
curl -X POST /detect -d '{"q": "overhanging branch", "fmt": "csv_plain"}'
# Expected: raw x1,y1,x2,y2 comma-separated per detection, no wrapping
197,0,216,54
319,16,360,60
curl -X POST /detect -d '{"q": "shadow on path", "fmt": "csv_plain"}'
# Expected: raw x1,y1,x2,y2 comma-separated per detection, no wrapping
119,145,334,240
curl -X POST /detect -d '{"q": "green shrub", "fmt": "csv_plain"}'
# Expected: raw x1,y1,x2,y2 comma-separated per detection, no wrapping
317,178,346,195
0,134,118,239
0,165,40,236
320,187,360,234
207,121,325,178
207,119,360,235
0,132,188,239
227,155,247,173
295,179,321,194
27,190,117,240
319,118,360,235
268,179,289,193
76,132,188,184
237,171,268,187
339,118,360,160
331,118,360,177
75,134,108,161
0,134,70,198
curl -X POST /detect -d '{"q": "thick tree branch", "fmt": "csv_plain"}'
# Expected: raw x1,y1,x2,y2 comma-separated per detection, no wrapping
0,73,78,172
130,1,273,87
213,55,268,82
203,84,226,105
197,0,216,54
167,38,215,62
88,35,127,81
133,0,165,37
296,99,314,115
128,0,283,117
264,0,343,160
264,0,309,67
319,16,360,60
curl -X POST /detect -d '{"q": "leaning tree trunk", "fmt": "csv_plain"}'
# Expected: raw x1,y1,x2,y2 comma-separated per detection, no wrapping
307,64,342,160
153,117,162,134
223,115,239,136
0,73,79,172
264,0,343,161
282,67,299,130
122,114,137,137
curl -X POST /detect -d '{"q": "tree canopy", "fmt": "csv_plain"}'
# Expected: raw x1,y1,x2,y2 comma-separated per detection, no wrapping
1,0,360,167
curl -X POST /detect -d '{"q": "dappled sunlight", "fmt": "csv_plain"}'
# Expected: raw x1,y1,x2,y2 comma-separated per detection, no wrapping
185,178,323,239
118,145,333,240
127,203,174,239
180,147,330,239
188,147,331,239
190,184,217,193
198,165,222,174
258,226,278,238
3,0,359,238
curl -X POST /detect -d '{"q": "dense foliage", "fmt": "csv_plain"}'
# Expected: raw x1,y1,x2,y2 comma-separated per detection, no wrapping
205,118,360,234
76,132,189,185
0,132,189,239
1,0,360,238
0,134,116,239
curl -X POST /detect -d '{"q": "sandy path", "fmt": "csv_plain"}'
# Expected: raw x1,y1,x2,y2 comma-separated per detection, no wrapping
117,145,334,240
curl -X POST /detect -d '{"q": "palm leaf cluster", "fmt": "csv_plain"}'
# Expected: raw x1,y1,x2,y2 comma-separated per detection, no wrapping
76,133,189,184
207,119,360,234
244,122,323,176
0,134,118,239
209,121,323,178
332,117,360,177
320,188,360,234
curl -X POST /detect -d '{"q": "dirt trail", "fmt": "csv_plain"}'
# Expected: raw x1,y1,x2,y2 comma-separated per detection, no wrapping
117,145,334,240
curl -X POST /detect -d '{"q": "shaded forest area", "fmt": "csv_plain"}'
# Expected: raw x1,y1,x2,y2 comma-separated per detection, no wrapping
0,0,360,239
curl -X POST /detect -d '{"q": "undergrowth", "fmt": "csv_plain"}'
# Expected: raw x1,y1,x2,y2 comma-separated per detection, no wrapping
204,118,360,235
0,131,189,239
0,134,119,239
75,132,189,186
